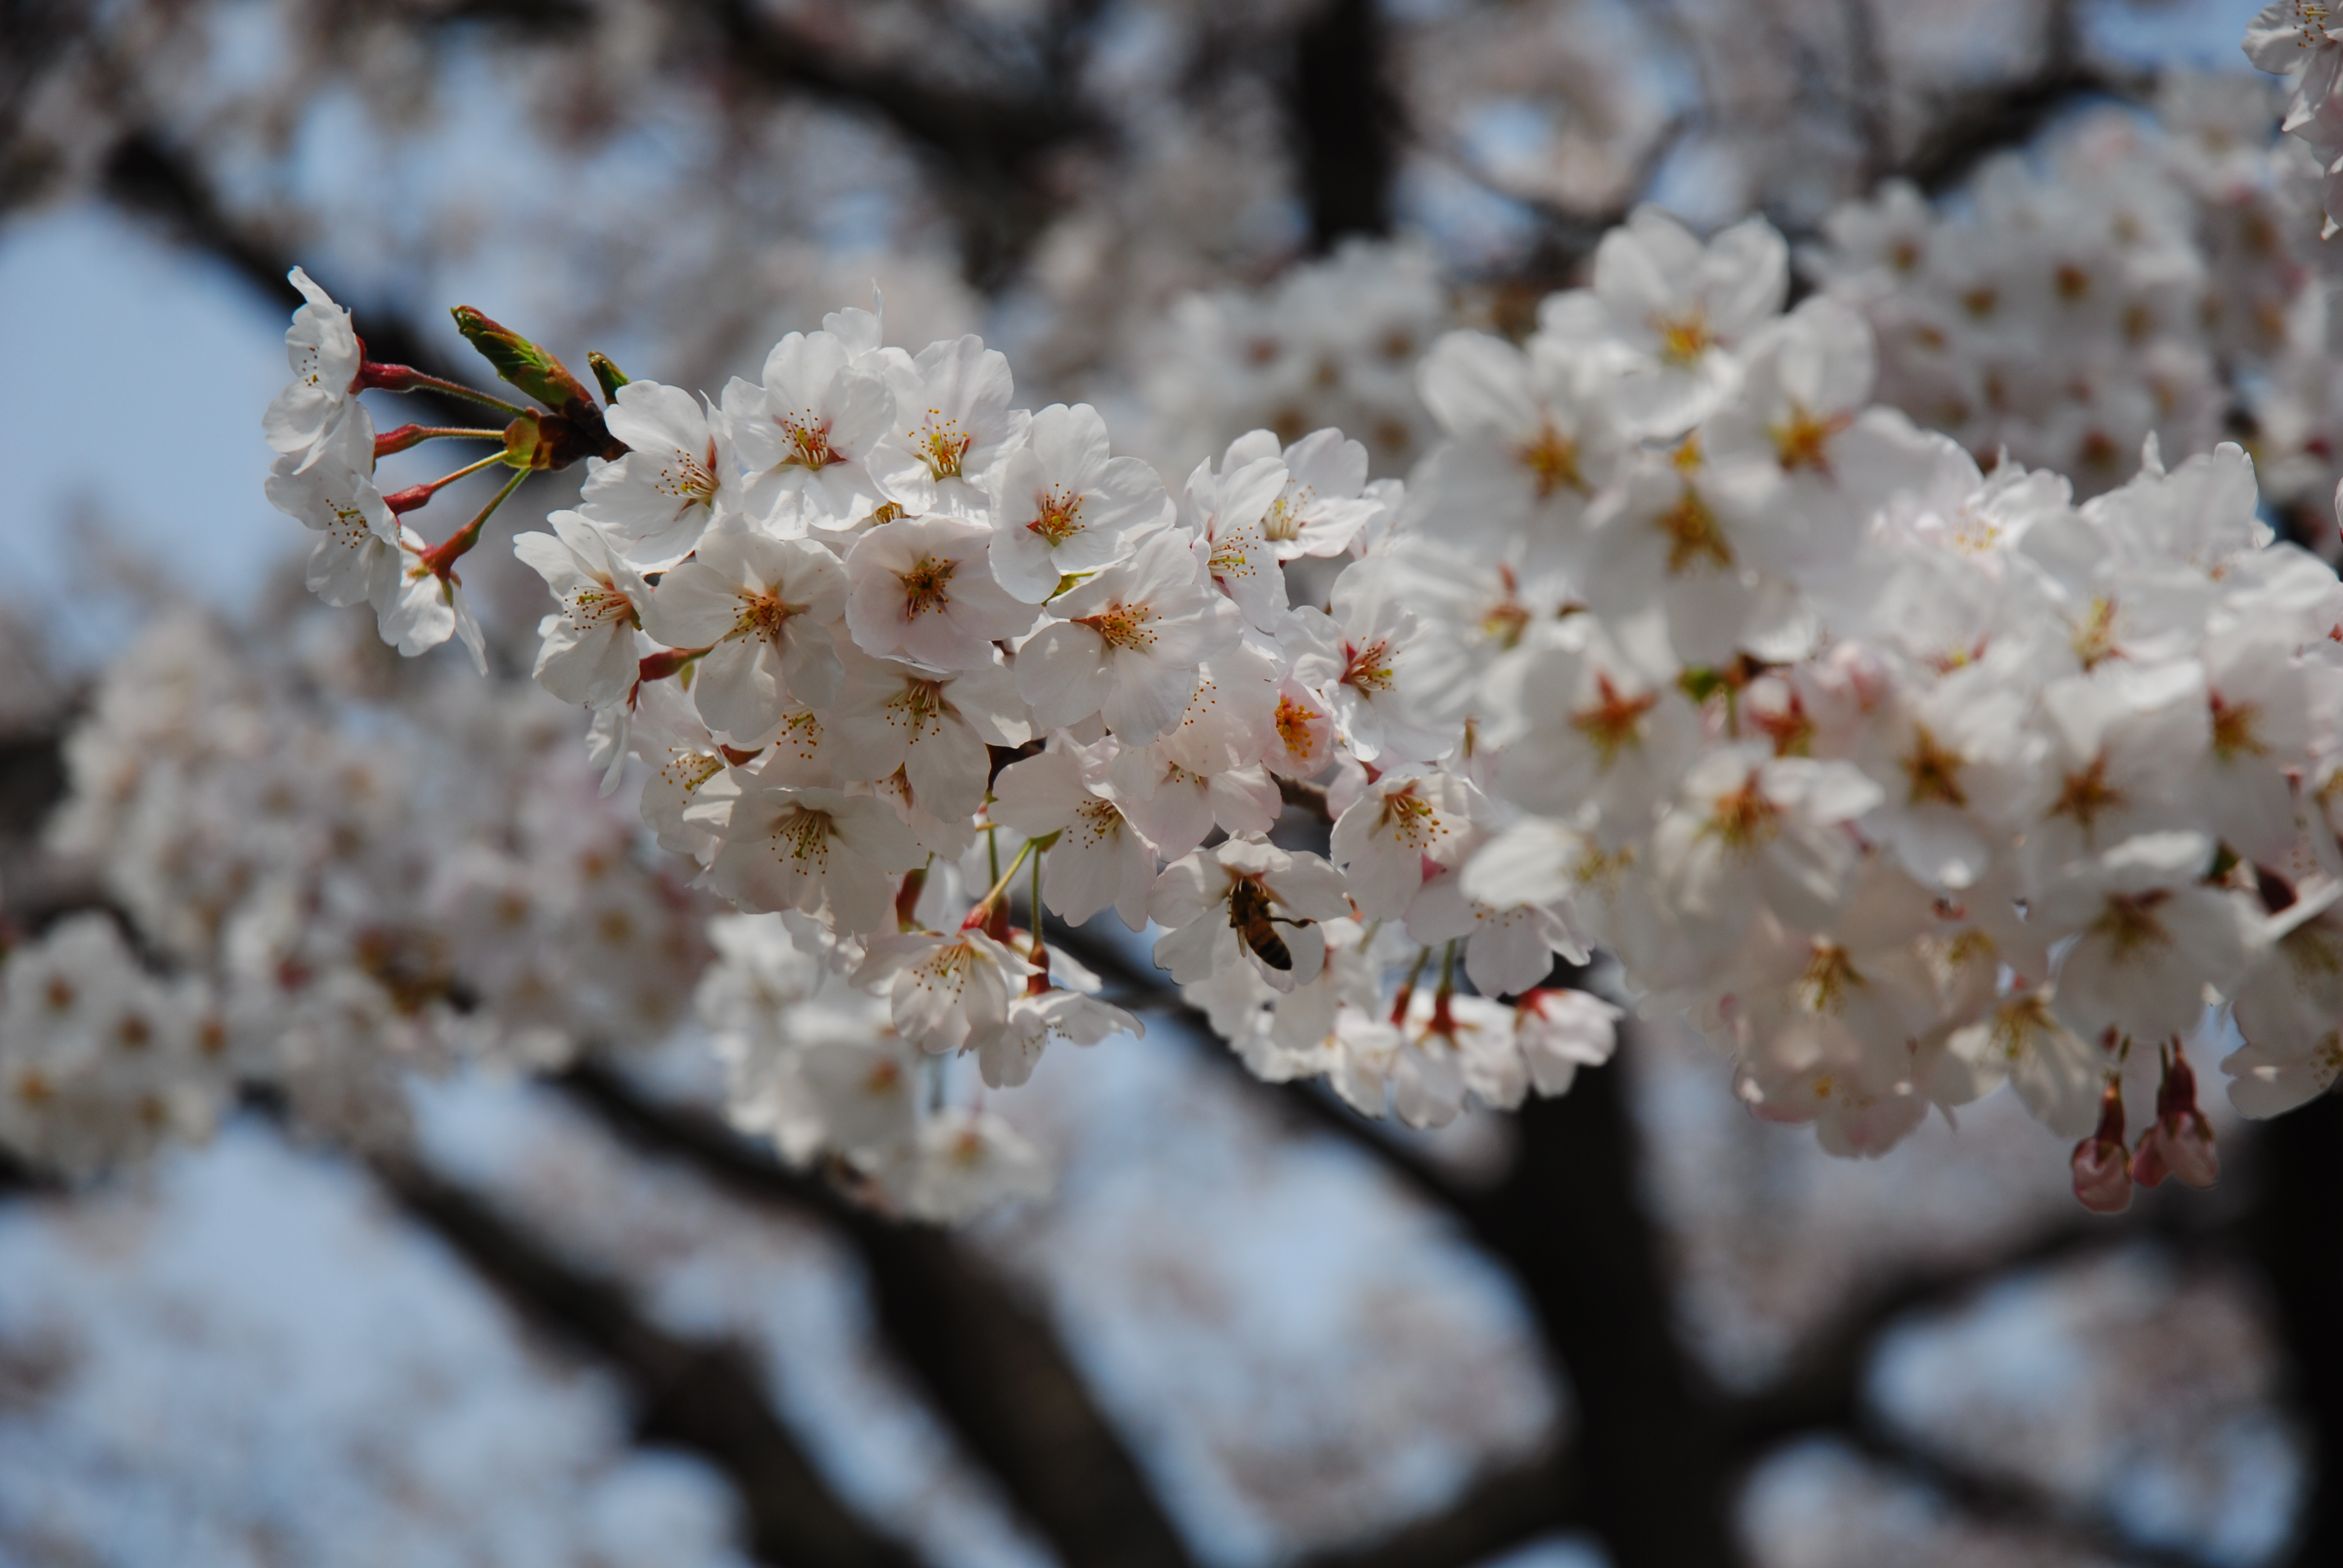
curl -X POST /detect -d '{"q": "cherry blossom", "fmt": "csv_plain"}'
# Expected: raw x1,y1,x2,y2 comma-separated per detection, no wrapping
844,514,1037,671
1149,835,1351,994
696,783,928,935
513,511,654,708
1017,528,1242,741
638,514,850,736
724,327,896,526
988,402,1171,603
261,267,363,471
577,380,737,569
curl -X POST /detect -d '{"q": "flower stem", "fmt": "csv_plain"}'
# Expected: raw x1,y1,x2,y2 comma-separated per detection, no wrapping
359,361,528,416
382,451,508,515
373,424,508,459
967,841,1036,923
1390,946,1432,1024
419,468,528,578
1026,848,1050,989
1429,940,1460,1037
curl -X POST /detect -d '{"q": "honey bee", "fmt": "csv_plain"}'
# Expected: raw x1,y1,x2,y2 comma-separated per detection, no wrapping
1228,877,1310,972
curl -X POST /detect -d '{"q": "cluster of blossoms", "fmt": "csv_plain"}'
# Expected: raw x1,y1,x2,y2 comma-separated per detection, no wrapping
250,270,1625,1185
1812,78,2343,519
1409,206,2343,1211
0,613,706,1173
21,25,2343,1219
1137,238,1448,480
1810,96,2254,498
2249,2,2343,235
241,180,2343,1223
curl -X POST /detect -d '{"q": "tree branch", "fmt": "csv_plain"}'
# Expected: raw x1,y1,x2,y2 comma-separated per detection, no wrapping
97,128,487,429
1052,920,1737,1567
1287,1447,1578,1568
2240,1092,2343,1566
688,0,1099,288
1896,60,2150,196
556,1060,1199,1568
367,1146,919,1568
1722,1212,2143,1458
1287,0,1397,250
1846,1412,2227,1568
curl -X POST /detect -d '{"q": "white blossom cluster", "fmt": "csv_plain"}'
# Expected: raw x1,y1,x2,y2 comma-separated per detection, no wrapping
1137,238,1449,480
254,199,2343,1217
1812,81,2343,511
0,613,706,1173
62,62,2343,1218
2249,2,2343,235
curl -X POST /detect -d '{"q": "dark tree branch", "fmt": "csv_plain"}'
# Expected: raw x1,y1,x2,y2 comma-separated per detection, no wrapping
2241,1091,2343,1567
1288,1448,1578,1568
367,1147,919,1568
1288,0,1397,249
1847,1413,2227,1568
557,1060,1198,1568
0,0,89,210
1896,60,2150,196
1054,922,1735,1567
1723,1213,2143,1458
1477,1058,1742,1568
690,0,1101,289
97,128,488,429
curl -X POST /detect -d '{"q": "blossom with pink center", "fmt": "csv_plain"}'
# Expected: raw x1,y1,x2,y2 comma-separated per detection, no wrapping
638,514,850,738
870,334,1030,520
1016,529,1242,741
695,783,928,935
509,516,650,705
723,327,896,527
578,379,739,569
1329,767,1489,918
844,515,1037,671
988,402,1171,603
990,745,1159,930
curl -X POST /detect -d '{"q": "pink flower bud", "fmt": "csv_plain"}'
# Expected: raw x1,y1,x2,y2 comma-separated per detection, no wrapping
2164,1116,2220,1187
2071,1077,2133,1214
2133,1050,2220,1191
2073,1135,2134,1212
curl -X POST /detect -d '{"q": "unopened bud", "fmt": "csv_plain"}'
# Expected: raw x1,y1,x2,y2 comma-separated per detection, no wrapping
503,410,548,471
637,645,710,685
2134,1050,2220,1190
451,307,598,416
589,351,630,402
2071,1077,2133,1214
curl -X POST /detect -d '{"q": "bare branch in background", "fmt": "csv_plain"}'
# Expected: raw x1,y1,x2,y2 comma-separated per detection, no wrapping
1288,1449,1578,1568
1289,0,1397,250
367,1146,920,1568
558,1061,1200,1568
1847,1415,2230,1568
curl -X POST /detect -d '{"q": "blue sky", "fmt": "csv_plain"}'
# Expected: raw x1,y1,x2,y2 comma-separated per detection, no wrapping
0,206,292,656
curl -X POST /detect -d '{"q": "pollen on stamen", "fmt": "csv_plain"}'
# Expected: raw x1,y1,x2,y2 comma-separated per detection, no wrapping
1518,425,1584,499
1030,486,1086,546
899,556,957,618
774,411,842,471
1343,639,1396,693
1653,309,1714,367
1080,603,1158,652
